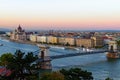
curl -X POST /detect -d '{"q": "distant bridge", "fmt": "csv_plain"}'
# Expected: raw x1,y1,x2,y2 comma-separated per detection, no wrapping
33,49,108,60
50,50,108,59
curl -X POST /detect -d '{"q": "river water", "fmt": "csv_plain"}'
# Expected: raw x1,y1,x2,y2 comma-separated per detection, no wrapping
0,38,120,80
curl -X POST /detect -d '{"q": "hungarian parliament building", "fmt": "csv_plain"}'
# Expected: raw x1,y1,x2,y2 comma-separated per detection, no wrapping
10,25,32,41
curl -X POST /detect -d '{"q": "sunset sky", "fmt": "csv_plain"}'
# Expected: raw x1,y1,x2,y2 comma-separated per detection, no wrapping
0,0,120,30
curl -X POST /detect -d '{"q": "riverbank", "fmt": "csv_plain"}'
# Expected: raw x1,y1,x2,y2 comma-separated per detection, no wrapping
10,39,37,45
0,35,37,45
11,40,79,50
0,35,79,49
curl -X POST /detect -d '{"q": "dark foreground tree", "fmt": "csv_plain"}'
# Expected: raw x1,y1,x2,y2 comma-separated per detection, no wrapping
1,50,38,80
60,68,93,80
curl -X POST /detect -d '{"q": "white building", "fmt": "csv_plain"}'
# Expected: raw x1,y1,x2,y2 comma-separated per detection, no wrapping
46,36,58,44
30,34,37,42
37,36,47,43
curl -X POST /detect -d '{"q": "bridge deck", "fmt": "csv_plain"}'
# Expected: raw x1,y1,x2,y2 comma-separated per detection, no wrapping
33,49,108,60
50,50,108,60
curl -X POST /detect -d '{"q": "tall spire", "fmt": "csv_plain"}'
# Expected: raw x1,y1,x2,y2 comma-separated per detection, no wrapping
18,24,21,27
18,24,22,32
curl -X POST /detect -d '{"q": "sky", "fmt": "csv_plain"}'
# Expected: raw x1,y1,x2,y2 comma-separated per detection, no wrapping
0,0,120,30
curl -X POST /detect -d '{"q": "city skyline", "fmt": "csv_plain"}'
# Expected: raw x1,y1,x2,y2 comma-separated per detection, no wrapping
0,0,120,30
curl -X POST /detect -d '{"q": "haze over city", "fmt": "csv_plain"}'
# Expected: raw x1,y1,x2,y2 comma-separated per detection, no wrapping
0,0,120,30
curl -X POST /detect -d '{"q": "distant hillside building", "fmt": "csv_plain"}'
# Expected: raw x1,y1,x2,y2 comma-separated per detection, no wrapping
10,25,27,41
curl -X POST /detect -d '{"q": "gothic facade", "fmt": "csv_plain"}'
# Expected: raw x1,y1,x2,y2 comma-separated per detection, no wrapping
10,25,27,41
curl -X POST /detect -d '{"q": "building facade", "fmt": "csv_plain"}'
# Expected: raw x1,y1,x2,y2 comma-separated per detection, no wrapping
46,36,58,44
10,25,27,41
91,36,103,47
37,35,47,43
76,38,94,48
58,37,66,45
30,34,37,42
64,37,75,46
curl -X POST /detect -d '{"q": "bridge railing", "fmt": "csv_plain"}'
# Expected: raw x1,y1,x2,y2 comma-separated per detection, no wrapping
33,48,108,60
50,49,108,59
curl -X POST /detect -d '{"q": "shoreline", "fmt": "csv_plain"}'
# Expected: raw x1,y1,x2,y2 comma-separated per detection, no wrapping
0,36,82,50
10,39,37,45
0,36,37,46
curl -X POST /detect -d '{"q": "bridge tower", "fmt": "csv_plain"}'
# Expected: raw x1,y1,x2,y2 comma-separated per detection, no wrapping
107,41,119,59
37,44,52,70
108,41,117,52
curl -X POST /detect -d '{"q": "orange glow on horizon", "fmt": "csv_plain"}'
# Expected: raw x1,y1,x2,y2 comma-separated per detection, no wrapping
0,13,120,30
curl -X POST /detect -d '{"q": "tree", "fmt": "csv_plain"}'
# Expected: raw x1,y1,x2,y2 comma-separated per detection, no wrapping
116,40,120,45
25,74,38,80
40,72,64,80
0,53,13,66
116,40,120,51
65,42,70,46
60,68,93,80
6,50,38,80
105,77,113,80
81,45,84,48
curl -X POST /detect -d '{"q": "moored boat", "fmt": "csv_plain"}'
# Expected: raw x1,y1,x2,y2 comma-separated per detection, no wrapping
0,44,3,46
106,52,120,59
65,46,76,50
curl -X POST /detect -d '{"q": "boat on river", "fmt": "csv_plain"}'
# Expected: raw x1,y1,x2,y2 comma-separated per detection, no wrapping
0,44,3,46
65,46,77,50
50,46,65,50
106,52,120,59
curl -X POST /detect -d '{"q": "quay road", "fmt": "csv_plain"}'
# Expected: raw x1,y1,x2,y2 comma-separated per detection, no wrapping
50,49,108,60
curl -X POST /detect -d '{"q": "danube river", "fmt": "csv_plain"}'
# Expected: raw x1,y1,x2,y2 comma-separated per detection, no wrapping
0,38,120,80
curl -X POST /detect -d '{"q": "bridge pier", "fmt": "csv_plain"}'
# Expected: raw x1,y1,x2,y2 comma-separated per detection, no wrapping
107,41,119,59
36,44,52,70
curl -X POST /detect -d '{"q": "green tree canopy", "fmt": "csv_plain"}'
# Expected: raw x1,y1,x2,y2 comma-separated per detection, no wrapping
0,53,13,66
40,72,64,80
60,68,93,80
105,77,113,80
116,40,120,51
65,42,70,46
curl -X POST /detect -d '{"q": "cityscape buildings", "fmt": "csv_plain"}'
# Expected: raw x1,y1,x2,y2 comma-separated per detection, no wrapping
10,26,105,48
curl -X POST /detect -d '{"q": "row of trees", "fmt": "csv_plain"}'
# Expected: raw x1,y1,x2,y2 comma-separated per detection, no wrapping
40,68,93,80
40,68,113,80
0,50,113,80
